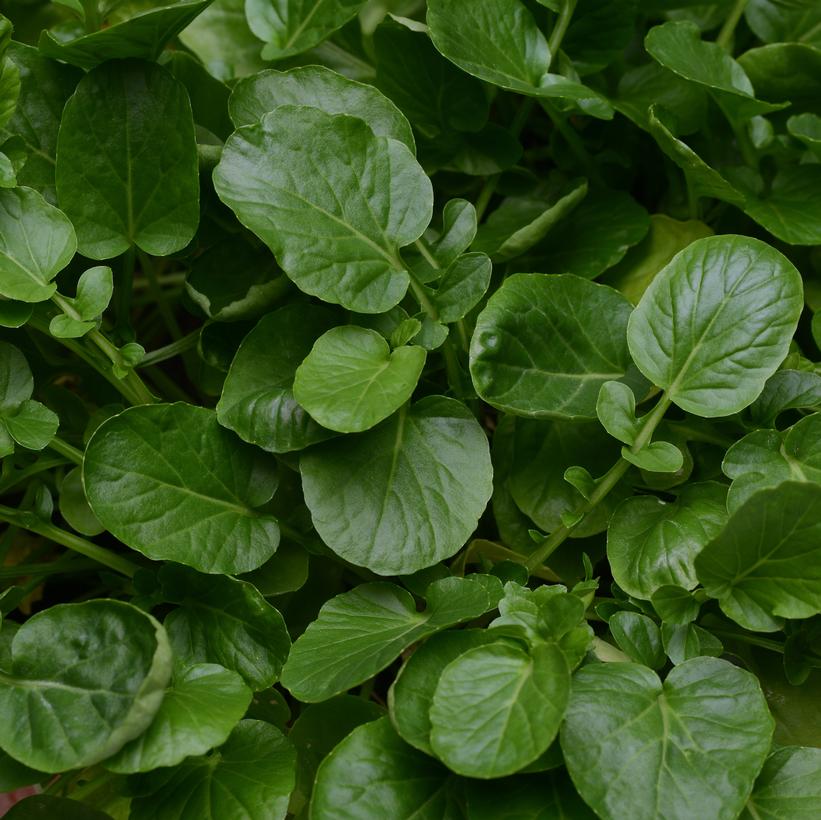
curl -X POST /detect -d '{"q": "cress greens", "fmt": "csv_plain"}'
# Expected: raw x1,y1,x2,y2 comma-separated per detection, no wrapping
1,1,821,818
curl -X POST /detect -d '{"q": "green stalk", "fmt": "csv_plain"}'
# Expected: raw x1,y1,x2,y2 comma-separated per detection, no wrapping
115,246,136,340
548,0,577,57
139,328,200,368
138,249,183,341
47,436,84,466
525,394,672,572
716,0,748,51
0,505,140,578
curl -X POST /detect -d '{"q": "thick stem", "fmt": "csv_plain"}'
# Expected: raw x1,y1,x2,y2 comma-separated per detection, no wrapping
47,436,84,466
548,0,577,58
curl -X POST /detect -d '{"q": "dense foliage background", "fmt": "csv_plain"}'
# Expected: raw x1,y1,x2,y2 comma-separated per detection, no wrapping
1,0,821,817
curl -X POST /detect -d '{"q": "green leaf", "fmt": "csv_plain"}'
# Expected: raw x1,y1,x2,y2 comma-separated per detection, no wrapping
428,253,492,324
0,341,33,412
160,564,291,691
0,600,171,772
56,59,199,259
38,2,215,70
743,746,821,819
4,400,59,451
748,370,821,427
738,43,821,107
561,658,774,820
563,0,638,75
745,0,821,46
788,113,821,158
428,199,478,269
213,105,433,314
473,179,588,263
0,748,45,792
293,326,426,433
723,415,821,512
0,55,20,133
312,718,460,820
596,381,641,446
217,303,338,453
105,663,251,773
608,611,665,669
627,236,803,417
608,482,728,599
84,403,280,574
430,641,570,778
4,796,112,820
695,482,821,631
661,622,723,666
470,273,646,420
0,187,76,303
301,396,493,574
621,440,684,473
58,465,103,536
130,720,296,820
229,65,414,150
389,629,494,755
246,0,366,60
651,585,700,626
280,575,503,701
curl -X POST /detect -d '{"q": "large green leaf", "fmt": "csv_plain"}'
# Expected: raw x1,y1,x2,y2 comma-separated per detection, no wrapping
217,303,338,453
738,43,821,106
311,718,461,820
748,370,821,428
83,403,280,574
0,187,76,303
105,663,251,773
280,575,503,702
608,482,728,600
430,642,570,778
160,564,291,691
38,1,214,69
129,720,296,820
229,65,414,150
56,59,199,259
745,0,821,46
723,414,821,512
293,326,425,433
0,600,171,772
627,236,803,417
695,482,821,631
470,273,646,419
213,105,432,314
561,658,774,820
245,0,366,60
743,746,821,819
300,396,493,574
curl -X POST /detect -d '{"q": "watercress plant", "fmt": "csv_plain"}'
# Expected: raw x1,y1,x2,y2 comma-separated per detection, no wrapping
1,0,821,818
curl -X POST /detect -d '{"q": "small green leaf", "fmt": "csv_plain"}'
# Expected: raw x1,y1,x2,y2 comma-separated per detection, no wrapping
293,326,426,433
596,381,640,446
429,252,492,323
621,440,684,473
4,400,59,451
748,370,821,427
0,342,33,412
58,466,103,536
651,585,700,626
662,622,723,666
280,575,503,702
609,611,665,669
743,746,821,819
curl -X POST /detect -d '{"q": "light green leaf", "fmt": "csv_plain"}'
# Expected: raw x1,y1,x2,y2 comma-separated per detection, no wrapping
48,315,94,339
246,0,366,60
130,720,296,820
58,466,103,536
661,622,723,666
312,718,460,820
0,187,76,303
4,400,59,451
229,65,414,150
788,113,821,158
596,381,640,446
301,396,493,574
84,403,280,574
425,252,492,324
280,575,503,702
428,199,478,269
561,658,774,820
217,303,338,453
0,342,33,412
105,663,251,773
160,563,291,691
293,326,425,433
621,440,684,473
56,59,199,259
651,585,700,626
627,235,803,417
0,600,171,772
430,642,570,778
38,1,214,70
608,482,728,599
695,482,821,631
608,611,665,669
0,55,20,132
743,746,821,819
213,105,433,314
470,273,646,420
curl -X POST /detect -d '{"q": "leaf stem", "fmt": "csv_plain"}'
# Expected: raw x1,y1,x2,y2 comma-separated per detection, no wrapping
0,505,139,578
115,246,136,340
138,249,183,341
716,0,748,51
139,328,200,368
541,101,601,182
525,393,672,572
414,238,440,270
47,436,84,466
548,0,578,58
709,629,784,654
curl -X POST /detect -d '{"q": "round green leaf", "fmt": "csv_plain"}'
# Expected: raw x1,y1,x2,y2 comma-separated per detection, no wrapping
561,658,774,820
312,718,459,820
608,611,665,669
130,720,296,820
105,663,251,774
83,403,280,574
301,396,492,574
0,342,32,412
229,65,414,150
0,186,76,303
213,105,433,314
0,600,171,772
58,465,104,536
294,326,425,433
627,236,803,417
695,482,821,632
608,482,729,600
743,746,821,820
4,400,58,451
470,273,646,420
430,642,570,778
56,59,199,259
